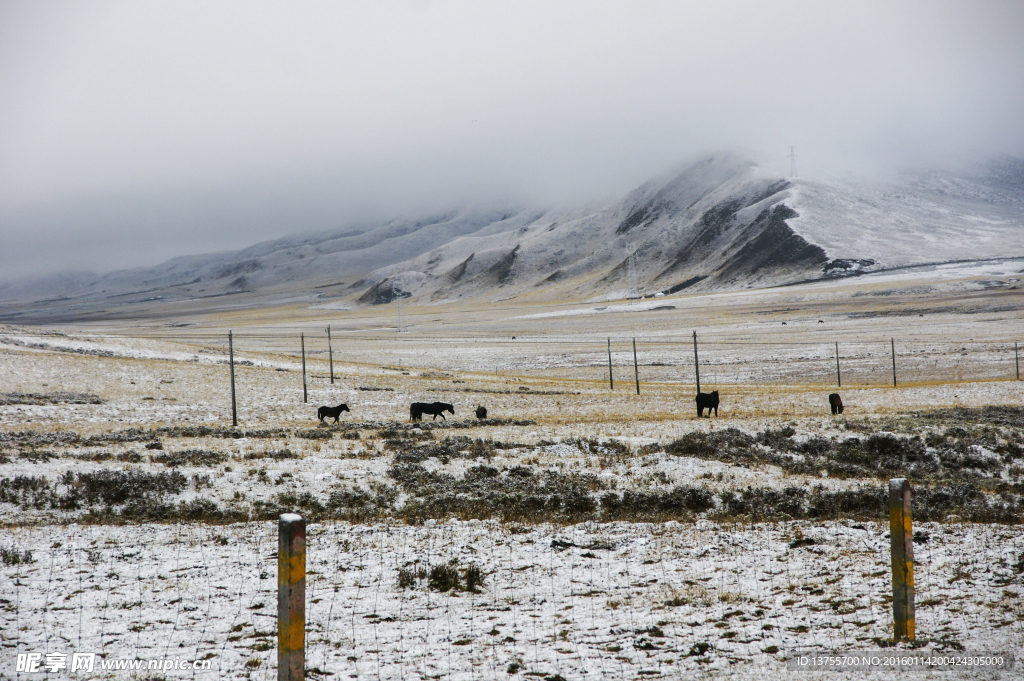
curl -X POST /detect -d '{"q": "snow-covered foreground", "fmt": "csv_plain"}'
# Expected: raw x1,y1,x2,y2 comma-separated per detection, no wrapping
4,519,1022,680
2,276,1024,680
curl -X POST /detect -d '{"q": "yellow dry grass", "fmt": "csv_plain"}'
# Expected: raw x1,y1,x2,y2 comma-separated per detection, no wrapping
1,273,1021,437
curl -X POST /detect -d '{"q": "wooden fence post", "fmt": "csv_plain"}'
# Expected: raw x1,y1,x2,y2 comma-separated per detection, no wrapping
692,331,701,394
891,338,897,387
229,331,237,427
889,478,915,642
607,338,613,390
1016,342,1019,381
633,338,640,395
327,325,334,385
835,341,841,388
301,333,308,404
278,513,305,680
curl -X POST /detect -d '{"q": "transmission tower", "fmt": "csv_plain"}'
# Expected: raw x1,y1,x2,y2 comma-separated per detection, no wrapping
789,146,797,178
395,286,405,333
627,242,639,299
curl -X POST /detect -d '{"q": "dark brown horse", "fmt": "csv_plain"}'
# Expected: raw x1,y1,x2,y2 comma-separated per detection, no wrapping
317,403,350,424
410,402,455,421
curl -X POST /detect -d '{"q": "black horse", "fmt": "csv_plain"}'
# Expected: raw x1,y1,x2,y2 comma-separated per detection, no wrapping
410,402,455,421
695,391,719,417
829,393,844,415
317,403,350,424
475,405,487,419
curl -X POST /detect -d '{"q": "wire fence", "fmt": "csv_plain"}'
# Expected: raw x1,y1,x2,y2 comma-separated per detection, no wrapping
4,518,1023,678
4,326,1024,676
3,329,1022,389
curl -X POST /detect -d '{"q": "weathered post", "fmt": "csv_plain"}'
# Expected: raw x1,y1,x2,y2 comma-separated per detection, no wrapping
835,341,841,388
301,333,308,404
889,478,915,642
327,325,334,385
229,331,238,427
891,338,897,387
278,513,306,681
692,331,701,394
607,338,613,390
1016,342,1020,381
633,338,640,395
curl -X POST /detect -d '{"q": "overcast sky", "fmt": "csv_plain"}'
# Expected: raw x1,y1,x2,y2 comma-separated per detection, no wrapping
2,0,1023,281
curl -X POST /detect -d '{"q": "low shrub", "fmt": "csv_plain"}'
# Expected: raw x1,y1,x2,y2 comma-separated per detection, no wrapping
153,449,228,467
398,559,486,593
295,429,332,440
1,545,33,565
600,486,715,521
245,449,297,460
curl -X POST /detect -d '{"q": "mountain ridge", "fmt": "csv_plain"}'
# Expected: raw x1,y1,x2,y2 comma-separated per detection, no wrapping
1,153,1022,322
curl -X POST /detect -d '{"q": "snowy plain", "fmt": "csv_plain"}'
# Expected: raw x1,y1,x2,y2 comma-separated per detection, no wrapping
2,273,1024,680
5,518,1022,680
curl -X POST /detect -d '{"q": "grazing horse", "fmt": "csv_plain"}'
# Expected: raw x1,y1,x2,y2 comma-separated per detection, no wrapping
829,392,844,415
410,402,455,421
317,403,350,424
475,405,487,419
695,391,719,417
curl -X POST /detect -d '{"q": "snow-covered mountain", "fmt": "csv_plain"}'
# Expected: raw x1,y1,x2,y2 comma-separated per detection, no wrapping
1,153,1022,319
350,152,1024,304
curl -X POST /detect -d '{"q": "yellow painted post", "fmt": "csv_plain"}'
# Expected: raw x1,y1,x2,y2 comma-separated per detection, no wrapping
278,513,305,680
889,478,915,642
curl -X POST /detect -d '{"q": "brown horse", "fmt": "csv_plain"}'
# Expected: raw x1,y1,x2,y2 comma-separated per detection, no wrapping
317,403,350,424
410,402,455,421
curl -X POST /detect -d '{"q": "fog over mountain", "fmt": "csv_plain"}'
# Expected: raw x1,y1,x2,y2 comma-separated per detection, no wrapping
2,2,1024,287
1,152,1021,323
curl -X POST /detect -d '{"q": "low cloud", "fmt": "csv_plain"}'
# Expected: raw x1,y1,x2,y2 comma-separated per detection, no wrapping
2,1,1023,280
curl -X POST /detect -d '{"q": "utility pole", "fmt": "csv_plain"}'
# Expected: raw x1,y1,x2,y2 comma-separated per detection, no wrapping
230,329,237,426
301,333,308,404
327,325,334,385
891,338,897,388
627,242,638,299
835,341,841,388
633,338,640,395
607,338,614,390
693,330,701,394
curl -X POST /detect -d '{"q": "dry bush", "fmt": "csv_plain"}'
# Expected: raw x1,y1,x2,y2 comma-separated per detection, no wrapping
0,544,33,565
398,559,486,593
153,449,229,467
245,448,297,460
